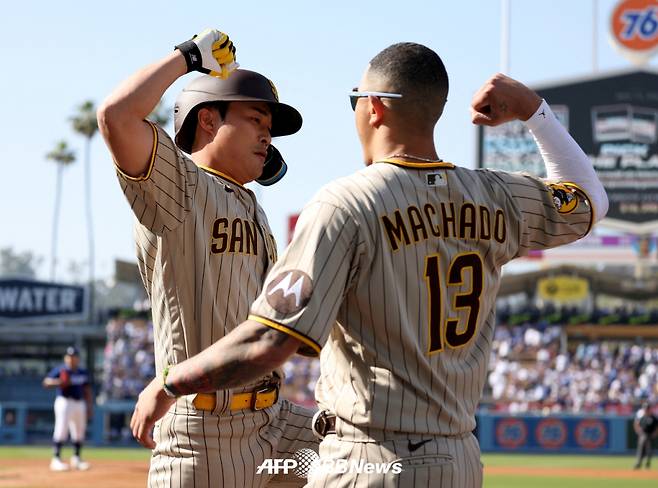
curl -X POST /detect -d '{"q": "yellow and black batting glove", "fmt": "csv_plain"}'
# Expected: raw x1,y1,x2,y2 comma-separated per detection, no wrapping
175,28,238,79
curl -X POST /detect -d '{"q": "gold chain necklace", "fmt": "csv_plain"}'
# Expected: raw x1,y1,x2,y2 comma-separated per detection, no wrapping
389,153,443,163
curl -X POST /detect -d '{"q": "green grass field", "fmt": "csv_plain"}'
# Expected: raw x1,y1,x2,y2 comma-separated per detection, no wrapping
0,446,150,462
0,447,652,487
481,453,654,488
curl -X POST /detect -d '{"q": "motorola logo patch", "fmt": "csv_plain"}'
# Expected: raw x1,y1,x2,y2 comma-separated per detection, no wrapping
266,270,313,314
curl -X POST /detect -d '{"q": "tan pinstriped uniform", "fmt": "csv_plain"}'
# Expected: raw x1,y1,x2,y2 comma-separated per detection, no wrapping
249,151,594,485
116,122,317,488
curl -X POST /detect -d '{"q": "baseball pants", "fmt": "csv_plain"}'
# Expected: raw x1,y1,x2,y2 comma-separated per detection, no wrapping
53,396,86,443
305,432,483,488
148,398,319,488
635,434,653,468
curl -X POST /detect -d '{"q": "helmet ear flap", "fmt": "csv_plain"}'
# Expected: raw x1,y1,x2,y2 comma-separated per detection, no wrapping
257,145,287,186
174,109,198,154
175,102,228,154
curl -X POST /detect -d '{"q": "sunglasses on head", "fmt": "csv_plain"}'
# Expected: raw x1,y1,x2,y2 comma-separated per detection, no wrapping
349,87,403,111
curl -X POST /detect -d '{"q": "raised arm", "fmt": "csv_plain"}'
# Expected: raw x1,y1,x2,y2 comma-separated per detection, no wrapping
97,53,187,177
471,73,608,222
97,28,237,177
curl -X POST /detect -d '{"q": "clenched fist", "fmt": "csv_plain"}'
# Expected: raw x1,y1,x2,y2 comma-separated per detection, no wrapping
470,73,542,126
175,28,238,79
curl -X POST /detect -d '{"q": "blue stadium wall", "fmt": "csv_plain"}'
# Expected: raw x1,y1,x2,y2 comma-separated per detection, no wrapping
0,401,650,453
478,413,645,454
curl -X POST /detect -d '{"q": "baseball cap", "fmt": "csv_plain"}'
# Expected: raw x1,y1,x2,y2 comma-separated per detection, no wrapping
65,346,79,357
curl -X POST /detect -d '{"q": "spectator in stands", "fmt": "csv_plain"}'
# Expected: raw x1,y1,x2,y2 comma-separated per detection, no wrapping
101,317,155,400
634,401,658,469
101,316,156,441
487,326,658,414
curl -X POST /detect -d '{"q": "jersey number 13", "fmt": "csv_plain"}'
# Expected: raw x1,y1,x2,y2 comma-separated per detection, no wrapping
424,252,483,354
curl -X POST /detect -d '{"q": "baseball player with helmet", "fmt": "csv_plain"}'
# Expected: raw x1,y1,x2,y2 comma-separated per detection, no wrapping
98,27,317,487
131,43,609,487
43,346,92,471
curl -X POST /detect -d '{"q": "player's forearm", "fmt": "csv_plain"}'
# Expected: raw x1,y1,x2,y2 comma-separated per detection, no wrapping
165,320,298,395
99,51,186,123
524,100,609,221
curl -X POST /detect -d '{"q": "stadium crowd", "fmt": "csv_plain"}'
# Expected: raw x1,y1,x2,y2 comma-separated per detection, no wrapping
101,316,155,400
275,322,658,413
97,309,658,414
280,357,320,409
99,316,321,409
487,325,658,414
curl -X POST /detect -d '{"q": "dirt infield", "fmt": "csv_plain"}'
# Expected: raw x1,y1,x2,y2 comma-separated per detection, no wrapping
0,459,147,488
1,458,657,487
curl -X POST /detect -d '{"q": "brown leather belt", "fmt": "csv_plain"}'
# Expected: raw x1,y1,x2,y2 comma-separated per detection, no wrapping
312,410,336,439
193,379,280,412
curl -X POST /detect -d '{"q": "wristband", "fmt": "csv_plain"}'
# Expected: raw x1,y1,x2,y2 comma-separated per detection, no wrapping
175,40,203,73
162,365,179,398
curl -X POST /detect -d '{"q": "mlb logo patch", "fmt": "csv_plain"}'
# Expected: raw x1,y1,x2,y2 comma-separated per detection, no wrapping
426,172,446,187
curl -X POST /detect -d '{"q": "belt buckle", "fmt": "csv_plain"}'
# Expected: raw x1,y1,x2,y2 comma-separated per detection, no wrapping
312,410,329,440
251,383,279,411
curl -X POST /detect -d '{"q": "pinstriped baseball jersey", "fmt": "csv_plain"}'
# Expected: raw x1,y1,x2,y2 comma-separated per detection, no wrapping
116,122,320,488
116,121,279,409
249,157,594,442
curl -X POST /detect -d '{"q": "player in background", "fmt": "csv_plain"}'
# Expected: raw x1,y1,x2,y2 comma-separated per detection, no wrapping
634,401,658,469
43,346,92,471
131,43,608,487
98,28,317,487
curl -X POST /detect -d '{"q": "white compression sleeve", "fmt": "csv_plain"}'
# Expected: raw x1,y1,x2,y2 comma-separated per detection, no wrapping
523,100,609,222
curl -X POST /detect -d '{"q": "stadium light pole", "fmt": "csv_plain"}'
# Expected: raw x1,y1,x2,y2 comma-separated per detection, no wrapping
500,0,511,74
592,0,599,72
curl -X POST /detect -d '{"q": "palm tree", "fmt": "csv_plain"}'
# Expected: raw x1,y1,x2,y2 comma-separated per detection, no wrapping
148,100,171,126
70,100,98,322
46,141,75,281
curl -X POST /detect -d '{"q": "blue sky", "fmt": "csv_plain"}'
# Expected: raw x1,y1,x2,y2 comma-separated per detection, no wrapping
0,0,651,282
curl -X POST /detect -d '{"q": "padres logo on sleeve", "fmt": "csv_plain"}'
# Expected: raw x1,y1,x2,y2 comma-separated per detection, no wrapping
548,183,579,214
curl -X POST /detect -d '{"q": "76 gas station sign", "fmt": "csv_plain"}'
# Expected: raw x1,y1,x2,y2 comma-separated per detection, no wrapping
611,0,658,64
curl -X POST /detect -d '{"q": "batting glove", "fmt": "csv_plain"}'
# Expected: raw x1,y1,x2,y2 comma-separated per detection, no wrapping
175,28,238,79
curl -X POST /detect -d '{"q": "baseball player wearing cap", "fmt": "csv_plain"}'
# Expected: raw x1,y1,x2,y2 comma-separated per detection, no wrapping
98,28,317,487
131,43,609,487
43,346,92,471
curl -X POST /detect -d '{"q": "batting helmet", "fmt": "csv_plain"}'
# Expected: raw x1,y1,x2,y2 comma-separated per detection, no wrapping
173,70,302,185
